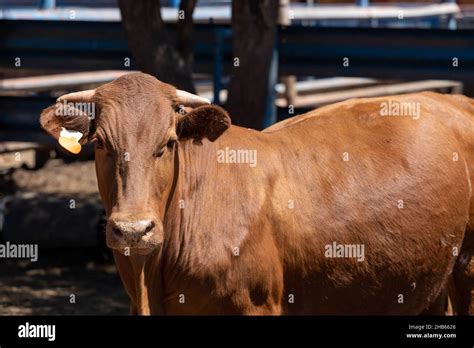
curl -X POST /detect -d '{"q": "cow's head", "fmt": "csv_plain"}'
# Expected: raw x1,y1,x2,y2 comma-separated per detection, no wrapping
40,73,231,255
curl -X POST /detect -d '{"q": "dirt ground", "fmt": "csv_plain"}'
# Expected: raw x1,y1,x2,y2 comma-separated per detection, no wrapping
0,249,128,315
0,158,129,315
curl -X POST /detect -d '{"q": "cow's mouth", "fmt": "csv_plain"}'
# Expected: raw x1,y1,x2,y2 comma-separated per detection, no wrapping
106,236,162,255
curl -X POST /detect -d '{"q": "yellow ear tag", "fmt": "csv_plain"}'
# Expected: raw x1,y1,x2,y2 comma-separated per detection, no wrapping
58,127,83,154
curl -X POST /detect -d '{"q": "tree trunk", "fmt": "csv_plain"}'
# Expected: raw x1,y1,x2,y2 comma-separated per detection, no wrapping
118,0,197,92
226,0,279,129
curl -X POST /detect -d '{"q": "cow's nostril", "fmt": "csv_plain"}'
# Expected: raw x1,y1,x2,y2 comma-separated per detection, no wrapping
145,221,155,234
109,219,156,245
112,227,123,239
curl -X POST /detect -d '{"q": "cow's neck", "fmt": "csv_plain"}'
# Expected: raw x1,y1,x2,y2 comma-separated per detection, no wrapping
156,132,265,313
158,138,225,307
161,138,206,263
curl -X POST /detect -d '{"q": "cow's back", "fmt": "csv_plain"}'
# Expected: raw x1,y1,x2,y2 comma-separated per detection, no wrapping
261,93,472,314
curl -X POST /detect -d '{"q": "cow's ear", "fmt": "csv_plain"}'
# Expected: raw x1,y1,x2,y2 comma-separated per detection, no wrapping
177,105,231,143
40,103,92,145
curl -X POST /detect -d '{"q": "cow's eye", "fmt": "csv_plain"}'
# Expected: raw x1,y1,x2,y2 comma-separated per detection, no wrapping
154,147,165,158
93,138,104,150
166,139,175,149
154,139,175,158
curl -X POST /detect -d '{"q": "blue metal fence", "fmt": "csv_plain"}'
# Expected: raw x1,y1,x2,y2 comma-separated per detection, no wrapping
1,1,473,130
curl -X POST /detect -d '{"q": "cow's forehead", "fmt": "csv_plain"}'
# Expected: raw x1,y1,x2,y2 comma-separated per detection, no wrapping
92,75,176,145
95,74,174,115
95,96,173,131
97,74,173,105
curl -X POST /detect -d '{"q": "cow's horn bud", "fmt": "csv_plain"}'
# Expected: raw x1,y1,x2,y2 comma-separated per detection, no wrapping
176,90,211,107
57,89,96,102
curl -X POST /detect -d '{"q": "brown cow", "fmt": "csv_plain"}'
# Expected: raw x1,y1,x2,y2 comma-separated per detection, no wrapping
40,72,474,315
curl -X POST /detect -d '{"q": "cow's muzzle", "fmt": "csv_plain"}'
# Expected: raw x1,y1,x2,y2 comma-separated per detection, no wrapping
106,214,163,254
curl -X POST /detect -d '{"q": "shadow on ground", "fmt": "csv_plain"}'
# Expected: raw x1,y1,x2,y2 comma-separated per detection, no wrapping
0,248,128,315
